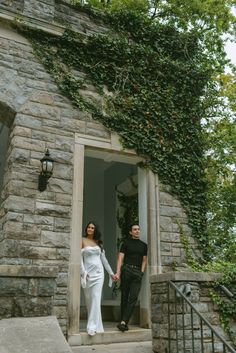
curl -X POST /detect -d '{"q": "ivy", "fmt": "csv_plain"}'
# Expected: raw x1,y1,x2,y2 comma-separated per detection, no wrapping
116,176,138,250
19,8,220,256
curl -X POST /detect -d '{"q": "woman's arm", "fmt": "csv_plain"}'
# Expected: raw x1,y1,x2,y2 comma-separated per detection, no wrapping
80,246,88,288
100,250,115,287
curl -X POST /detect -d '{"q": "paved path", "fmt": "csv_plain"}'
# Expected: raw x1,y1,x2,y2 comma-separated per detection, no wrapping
72,341,153,353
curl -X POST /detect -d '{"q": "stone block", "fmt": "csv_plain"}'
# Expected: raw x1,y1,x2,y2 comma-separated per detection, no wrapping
54,218,70,232
56,272,68,287
3,221,41,241
6,180,37,198
38,278,56,296
12,126,32,138
23,214,54,225
11,135,46,152
56,248,70,261
35,201,70,217
0,277,28,296
160,216,173,232
20,102,60,120
41,230,70,248
52,305,67,319
31,130,56,142
0,240,57,260
161,232,180,243
30,91,54,105
0,265,58,278
49,178,72,193
23,0,55,20
54,136,74,153
28,278,38,296
160,205,183,217
4,195,35,213
12,297,53,317
15,113,43,129
55,193,72,206
3,212,23,222
60,116,86,133
0,297,12,319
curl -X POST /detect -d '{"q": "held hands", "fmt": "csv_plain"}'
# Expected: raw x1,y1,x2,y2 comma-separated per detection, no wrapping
111,273,120,281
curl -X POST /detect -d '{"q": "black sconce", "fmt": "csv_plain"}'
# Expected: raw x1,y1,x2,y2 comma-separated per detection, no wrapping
38,149,54,192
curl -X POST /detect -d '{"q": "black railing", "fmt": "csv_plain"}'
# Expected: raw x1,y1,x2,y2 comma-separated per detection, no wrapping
167,281,236,353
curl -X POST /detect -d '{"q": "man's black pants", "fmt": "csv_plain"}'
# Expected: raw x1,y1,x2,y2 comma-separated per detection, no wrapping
120,264,143,324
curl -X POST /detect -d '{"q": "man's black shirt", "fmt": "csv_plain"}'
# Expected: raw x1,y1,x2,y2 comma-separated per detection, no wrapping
120,237,147,269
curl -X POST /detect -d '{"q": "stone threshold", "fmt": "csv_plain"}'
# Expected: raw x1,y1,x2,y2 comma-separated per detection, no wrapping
68,323,152,346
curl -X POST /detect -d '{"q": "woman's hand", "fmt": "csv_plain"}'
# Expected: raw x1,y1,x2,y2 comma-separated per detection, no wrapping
111,274,118,281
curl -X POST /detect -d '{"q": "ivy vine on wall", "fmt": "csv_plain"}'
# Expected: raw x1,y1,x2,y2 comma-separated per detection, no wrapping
19,7,217,256
116,175,138,250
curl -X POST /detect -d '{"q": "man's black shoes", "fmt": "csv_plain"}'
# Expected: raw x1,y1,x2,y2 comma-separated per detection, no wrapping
117,322,129,332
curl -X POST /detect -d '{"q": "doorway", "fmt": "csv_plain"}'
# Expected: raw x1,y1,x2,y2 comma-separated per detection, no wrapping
82,154,138,299
68,134,150,340
80,152,141,328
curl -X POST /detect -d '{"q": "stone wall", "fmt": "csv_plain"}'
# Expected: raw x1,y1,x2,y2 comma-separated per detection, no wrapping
159,183,200,271
0,0,203,335
0,265,58,319
151,273,236,353
0,5,110,331
0,0,108,35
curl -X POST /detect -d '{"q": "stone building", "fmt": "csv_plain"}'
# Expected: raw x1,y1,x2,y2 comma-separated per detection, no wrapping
0,1,234,352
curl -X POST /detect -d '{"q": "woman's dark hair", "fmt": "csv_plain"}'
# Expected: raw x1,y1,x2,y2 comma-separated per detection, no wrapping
85,221,103,250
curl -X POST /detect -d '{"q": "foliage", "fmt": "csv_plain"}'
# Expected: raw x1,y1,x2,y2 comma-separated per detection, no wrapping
20,1,235,259
85,0,149,13
116,181,138,250
208,262,236,342
73,0,236,35
204,72,236,261
19,0,236,333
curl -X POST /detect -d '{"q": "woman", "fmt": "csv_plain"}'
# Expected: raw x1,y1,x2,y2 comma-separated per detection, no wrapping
81,221,115,336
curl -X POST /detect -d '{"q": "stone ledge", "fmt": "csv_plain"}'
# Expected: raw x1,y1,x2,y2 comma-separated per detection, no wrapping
0,6,65,36
0,265,58,277
150,271,222,283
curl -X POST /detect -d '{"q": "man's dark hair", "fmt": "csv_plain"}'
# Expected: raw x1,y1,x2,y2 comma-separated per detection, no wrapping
128,223,140,232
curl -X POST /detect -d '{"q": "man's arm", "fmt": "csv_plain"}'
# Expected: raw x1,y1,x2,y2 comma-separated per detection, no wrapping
115,252,124,280
141,255,147,274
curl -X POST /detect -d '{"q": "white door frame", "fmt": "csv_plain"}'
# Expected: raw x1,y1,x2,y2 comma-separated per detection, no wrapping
68,132,159,342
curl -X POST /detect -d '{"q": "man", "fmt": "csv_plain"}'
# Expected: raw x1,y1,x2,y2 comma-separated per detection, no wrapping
115,224,147,332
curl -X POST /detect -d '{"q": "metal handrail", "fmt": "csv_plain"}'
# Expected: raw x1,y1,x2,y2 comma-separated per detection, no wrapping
168,281,236,353
219,285,234,299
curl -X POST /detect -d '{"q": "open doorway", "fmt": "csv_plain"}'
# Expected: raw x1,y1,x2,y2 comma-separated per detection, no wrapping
80,149,142,327
68,135,150,341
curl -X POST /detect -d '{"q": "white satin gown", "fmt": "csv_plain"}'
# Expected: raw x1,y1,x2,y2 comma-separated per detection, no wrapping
80,246,114,335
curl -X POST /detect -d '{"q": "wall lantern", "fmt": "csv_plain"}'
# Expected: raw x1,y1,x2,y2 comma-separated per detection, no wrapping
38,149,54,192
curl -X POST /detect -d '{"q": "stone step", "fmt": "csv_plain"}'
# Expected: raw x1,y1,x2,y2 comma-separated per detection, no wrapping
68,322,152,346
71,341,153,353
